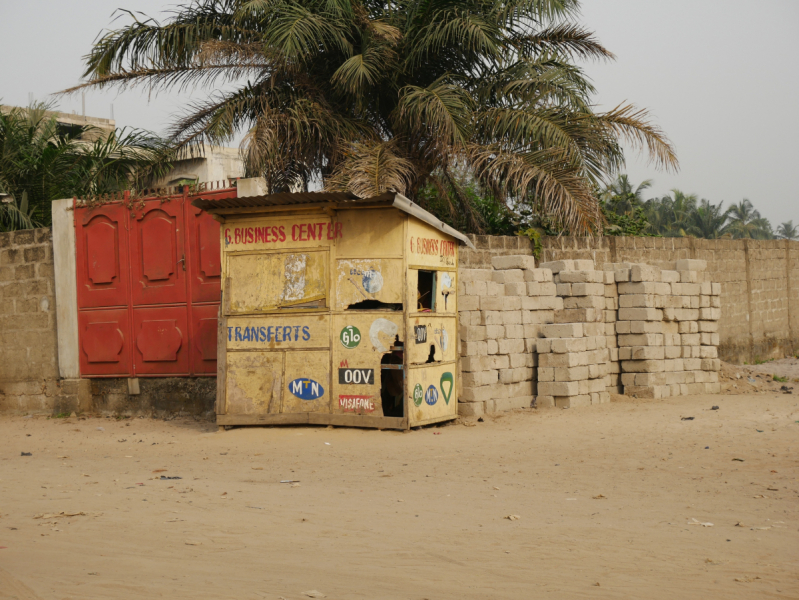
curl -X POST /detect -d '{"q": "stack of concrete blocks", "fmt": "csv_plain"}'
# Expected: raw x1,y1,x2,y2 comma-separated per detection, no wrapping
535,260,612,408
457,255,561,416
616,259,721,398
601,263,623,394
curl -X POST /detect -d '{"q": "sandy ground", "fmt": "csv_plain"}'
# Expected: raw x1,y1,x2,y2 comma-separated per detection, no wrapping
1,392,798,600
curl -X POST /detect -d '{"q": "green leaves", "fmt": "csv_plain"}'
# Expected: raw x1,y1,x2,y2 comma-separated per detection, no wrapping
70,0,679,234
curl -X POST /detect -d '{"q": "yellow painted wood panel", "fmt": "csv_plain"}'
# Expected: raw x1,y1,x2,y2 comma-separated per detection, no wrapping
436,270,457,314
330,313,405,417
222,215,338,251
334,209,404,257
334,259,404,310
226,314,329,350
407,316,457,364
225,351,284,415
406,219,458,269
283,350,331,413
408,362,457,425
226,251,328,314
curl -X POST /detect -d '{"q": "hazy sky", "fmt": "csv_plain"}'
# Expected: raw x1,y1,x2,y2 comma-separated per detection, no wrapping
1,0,797,225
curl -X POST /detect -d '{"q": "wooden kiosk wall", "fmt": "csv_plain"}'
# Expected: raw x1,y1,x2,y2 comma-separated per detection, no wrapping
214,204,459,429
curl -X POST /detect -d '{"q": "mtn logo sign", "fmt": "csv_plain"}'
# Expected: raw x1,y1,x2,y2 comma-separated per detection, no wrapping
288,378,325,400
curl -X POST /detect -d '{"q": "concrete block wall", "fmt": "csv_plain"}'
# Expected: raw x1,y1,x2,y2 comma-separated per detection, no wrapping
461,235,799,363
0,229,67,413
457,255,725,414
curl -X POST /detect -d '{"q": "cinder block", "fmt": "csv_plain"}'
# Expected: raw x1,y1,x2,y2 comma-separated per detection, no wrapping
535,395,555,408
460,325,486,341
481,296,521,311
485,325,505,340
675,259,707,272
711,283,721,296
554,394,591,408
558,270,604,284
615,268,631,282
542,323,584,338
538,260,574,274
502,311,523,325
660,270,680,283
492,269,524,284
699,307,721,320
618,282,671,295
527,282,557,296
556,283,572,296
554,366,589,382
498,338,525,354
571,282,605,296
554,308,599,323
618,307,663,321
521,296,561,310
492,255,536,270
458,401,485,417
524,269,554,282
550,337,588,354
564,296,605,310
503,282,527,296
699,346,718,359
461,341,488,356
631,264,661,282
504,324,525,339
621,360,665,373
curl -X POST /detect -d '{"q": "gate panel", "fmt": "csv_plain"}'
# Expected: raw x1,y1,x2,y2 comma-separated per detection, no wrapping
132,306,189,375
188,205,222,303
75,204,130,308
130,200,186,306
78,308,131,376
190,304,219,374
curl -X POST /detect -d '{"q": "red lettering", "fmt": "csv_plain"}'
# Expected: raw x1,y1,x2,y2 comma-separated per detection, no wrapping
224,228,231,244
334,222,343,239
255,227,263,243
308,223,317,241
292,224,299,241
279,226,286,242
326,223,333,240
263,227,271,243
245,227,253,244
234,228,242,244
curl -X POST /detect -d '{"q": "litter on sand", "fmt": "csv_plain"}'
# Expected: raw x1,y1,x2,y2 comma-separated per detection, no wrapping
34,511,86,519
732,458,745,462
681,417,695,421
20,452,32,456
711,406,719,410
160,476,182,480
302,591,326,598
688,518,713,527
505,514,521,521
280,480,300,484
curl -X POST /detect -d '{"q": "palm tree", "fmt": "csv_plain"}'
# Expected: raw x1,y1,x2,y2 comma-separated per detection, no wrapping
65,0,678,234
686,199,729,239
599,174,652,216
726,199,773,239
0,102,174,228
776,221,798,240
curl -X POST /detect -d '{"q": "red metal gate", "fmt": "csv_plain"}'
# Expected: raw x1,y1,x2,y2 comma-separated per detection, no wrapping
75,184,234,377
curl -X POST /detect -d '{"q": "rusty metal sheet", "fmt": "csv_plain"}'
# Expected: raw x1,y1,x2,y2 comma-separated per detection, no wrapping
407,316,457,365
188,204,222,303
226,314,329,350
334,259,403,310
132,306,189,375
408,362,457,426
283,351,330,413
225,351,284,415
190,303,219,374
226,251,328,314
78,308,130,376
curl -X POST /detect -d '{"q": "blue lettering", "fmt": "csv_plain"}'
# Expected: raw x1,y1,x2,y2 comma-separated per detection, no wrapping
267,326,274,342
259,326,266,342
227,327,232,341
302,325,310,341
283,326,292,341
235,327,242,341
293,325,300,341
275,327,282,342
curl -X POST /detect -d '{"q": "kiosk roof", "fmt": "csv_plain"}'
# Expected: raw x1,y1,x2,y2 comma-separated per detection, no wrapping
192,191,475,249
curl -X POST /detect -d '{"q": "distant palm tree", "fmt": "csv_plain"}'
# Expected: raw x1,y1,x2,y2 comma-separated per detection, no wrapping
64,0,679,234
686,199,729,239
600,174,652,216
726,199,773,239
776,220,799,240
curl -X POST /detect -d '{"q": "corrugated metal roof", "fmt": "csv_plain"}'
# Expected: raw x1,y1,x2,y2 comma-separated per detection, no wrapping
191,190,394,211
192,190,475,249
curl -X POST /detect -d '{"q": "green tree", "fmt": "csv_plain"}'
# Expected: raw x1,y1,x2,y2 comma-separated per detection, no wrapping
599,174,652,216
643,189,697,237
0,103,174,229
726,199,773,239
776,221,798,240
685,199,729,239
67,0,677,234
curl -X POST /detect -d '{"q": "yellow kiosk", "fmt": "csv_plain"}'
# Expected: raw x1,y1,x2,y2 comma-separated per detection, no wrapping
193,191,474,430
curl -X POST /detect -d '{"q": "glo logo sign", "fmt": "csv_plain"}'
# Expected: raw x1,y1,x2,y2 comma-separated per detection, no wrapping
340,325,361,349
288,378,325,401
413,384,424,407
